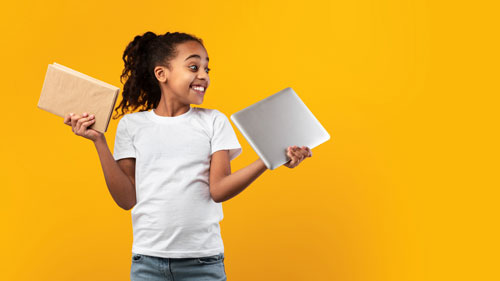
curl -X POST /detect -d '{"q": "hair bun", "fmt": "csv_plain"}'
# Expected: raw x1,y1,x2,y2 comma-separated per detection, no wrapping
142,31,158,41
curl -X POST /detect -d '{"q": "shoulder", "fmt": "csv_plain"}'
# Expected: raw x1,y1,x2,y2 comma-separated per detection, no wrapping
190,107,234,138
119,110,149,124
116,110,150,136
191,106,228,122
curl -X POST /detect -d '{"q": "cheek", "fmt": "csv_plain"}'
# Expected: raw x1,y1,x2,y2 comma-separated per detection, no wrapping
182,73,196,87
171,76,192,90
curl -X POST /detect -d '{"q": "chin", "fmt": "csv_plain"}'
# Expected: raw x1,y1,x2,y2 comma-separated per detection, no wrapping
192,99,204,105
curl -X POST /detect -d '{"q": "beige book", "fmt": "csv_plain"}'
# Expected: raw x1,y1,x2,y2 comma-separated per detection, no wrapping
37,62,120,133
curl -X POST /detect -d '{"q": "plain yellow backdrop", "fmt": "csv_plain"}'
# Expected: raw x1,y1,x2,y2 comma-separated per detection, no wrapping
2,0,499,280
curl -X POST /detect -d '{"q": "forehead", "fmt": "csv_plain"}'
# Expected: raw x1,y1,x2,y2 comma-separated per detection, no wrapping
175,41,208,62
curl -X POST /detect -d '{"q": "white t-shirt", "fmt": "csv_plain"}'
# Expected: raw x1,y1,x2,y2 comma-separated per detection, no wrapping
113,106,242,258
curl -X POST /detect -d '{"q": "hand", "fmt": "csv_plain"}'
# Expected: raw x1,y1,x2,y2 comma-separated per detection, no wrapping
283,145,312,169
63,112,103,142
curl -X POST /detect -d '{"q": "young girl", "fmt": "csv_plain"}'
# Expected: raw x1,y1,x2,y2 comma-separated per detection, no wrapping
63,31,312,281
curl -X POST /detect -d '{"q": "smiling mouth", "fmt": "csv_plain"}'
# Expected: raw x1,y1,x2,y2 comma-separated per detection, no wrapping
191,85,206,95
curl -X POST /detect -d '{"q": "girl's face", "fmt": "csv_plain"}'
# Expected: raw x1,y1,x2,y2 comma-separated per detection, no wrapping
157,40,210,105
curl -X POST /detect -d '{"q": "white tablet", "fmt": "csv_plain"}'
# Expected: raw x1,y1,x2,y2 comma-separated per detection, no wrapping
230,87,330,170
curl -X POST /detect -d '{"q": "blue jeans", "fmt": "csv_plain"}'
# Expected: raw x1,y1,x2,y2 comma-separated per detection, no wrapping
130,252,227,281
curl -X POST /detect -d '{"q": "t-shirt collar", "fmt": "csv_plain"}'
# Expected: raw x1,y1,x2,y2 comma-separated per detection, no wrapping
148,106,193,122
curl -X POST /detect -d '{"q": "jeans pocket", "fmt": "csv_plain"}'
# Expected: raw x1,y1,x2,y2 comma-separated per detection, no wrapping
132,253,144,262
197,253,224,265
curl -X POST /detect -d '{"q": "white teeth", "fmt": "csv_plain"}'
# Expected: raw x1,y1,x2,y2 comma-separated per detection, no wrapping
192,86,205,92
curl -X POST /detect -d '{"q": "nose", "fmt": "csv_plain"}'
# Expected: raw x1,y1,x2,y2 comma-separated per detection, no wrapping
197,69,209,81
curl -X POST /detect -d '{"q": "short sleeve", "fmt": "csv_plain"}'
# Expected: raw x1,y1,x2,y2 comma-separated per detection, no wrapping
211,110,242,161
113,116,136,161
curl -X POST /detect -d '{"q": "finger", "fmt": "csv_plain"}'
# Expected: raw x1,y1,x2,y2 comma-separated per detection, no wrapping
292,154,301,167
286,157,296,168
305,146,312,157
292,148,303,161
64,113,74,125
70,113,82,128
287,151,295,164
290,151,301,166
77,115,94,133
296,147,306,158
71,115,80,132
299,146,309,158
286,148,295,161
81,118,96,132
75,115,88,133
286,147,301,167
299,146,312,158
296,154,304,165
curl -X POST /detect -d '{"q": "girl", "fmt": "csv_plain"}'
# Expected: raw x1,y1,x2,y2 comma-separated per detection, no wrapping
63,31,312,281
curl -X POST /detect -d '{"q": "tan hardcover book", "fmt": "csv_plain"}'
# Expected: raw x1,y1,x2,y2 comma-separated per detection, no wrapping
37,62,120,133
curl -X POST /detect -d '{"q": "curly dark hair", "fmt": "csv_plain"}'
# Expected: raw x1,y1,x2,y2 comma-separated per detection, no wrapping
112,31,204,119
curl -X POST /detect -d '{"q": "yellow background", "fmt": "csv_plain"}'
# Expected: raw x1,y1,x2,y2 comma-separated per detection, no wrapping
2,0,499,280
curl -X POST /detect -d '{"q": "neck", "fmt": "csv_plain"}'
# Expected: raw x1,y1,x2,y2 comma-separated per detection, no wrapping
155,93,190,117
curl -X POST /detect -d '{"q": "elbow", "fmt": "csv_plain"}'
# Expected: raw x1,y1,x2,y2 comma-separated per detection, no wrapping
211,194,223,203
121,200,136,211
210,188,224,203
121,204,132,211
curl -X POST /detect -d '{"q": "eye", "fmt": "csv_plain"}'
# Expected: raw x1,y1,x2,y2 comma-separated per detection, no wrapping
189,65,211,73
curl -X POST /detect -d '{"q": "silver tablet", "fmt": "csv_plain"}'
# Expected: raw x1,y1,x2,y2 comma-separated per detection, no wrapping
230,87,330,170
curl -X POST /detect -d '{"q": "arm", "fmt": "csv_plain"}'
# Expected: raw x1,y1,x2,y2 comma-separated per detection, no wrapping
209,146,312,203
94,135,137,210
209,150,268,203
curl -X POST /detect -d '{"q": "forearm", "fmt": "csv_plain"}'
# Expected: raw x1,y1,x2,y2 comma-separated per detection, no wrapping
213,158,268,203
94,136,136,210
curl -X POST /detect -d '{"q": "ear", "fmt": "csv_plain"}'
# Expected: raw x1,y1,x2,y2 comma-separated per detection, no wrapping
154,65,169,83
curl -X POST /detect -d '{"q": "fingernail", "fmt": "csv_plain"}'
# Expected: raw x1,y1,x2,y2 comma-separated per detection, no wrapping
70,113,74,116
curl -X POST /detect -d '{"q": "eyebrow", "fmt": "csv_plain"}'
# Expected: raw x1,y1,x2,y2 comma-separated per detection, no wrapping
184,54,209,62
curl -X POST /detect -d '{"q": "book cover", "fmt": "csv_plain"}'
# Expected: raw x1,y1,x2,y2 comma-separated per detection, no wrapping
37,62,120,133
